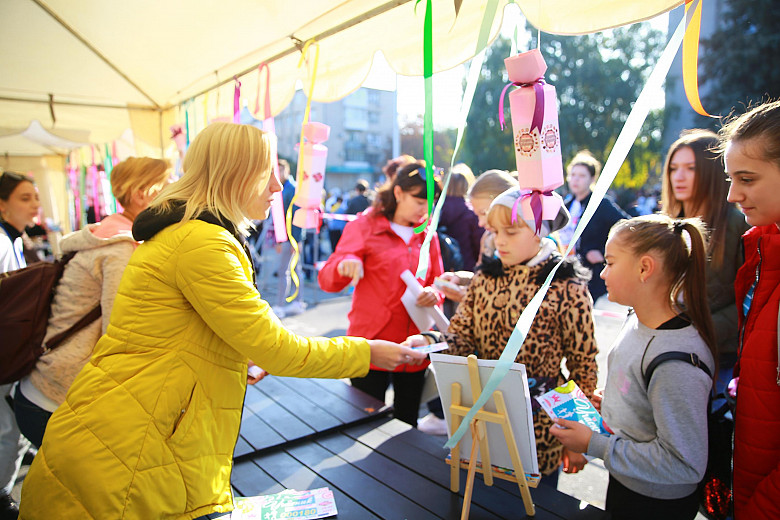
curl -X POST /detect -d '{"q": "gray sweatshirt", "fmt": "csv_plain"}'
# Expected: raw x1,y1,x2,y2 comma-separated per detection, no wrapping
587,312,714,500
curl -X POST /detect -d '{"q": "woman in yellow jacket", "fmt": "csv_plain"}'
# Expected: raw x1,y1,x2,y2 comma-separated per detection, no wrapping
19,123,424,520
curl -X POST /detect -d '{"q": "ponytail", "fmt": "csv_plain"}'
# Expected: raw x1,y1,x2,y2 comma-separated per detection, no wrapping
675,220,718,377
610,215,718,378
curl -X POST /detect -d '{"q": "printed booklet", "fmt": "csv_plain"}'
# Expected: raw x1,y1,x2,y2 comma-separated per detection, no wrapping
232,487,337,519
535,380,611,434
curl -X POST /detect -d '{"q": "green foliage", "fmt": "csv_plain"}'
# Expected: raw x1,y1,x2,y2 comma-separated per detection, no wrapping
701,0,780,118
399,117,457,167
458,23,666,188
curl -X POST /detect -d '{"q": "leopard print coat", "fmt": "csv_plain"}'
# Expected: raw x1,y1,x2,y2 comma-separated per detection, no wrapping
444,254,599,476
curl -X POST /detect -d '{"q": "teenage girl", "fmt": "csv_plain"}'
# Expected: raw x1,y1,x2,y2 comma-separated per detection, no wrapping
319,161,444,427
551,214,716,520
661,129,750,379
720,100,780,520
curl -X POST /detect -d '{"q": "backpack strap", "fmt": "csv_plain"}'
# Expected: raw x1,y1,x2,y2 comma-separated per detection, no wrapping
643,351,712,389
43,304,102,352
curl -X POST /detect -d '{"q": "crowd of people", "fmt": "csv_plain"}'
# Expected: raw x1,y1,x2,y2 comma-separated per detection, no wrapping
0,100,778,519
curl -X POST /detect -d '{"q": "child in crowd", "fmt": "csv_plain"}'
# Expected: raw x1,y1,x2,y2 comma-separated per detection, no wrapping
551,215,716,520
408,187,598,485
720,100,780,520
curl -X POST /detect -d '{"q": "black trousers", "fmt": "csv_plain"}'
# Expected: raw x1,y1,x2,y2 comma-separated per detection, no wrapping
606,475,698,520
351,369,426,427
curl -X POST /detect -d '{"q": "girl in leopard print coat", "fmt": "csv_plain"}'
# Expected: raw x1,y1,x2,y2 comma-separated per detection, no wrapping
414,189,599,480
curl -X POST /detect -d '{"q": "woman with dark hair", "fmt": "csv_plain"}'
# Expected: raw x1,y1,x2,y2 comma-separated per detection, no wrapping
0,171,40,518
661,129,750,375
319,161,445,426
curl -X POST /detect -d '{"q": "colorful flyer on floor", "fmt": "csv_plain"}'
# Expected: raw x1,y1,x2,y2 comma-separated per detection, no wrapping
232,487,337,519
535,380,611,434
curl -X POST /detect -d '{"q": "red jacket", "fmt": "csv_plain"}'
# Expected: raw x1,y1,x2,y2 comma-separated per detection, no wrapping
319,212,444,372
733,224,780,519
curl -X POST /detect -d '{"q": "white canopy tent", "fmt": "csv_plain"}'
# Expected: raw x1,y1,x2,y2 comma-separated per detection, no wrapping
1,0,682,155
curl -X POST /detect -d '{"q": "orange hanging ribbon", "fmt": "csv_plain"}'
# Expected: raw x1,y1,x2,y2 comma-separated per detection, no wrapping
682,0,716,117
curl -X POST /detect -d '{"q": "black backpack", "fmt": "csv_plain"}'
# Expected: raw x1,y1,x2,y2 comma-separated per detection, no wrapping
643,352,733,520
437,227,464,272
0,253,101,384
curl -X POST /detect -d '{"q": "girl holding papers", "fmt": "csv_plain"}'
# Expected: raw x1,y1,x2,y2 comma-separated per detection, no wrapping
319,161,445,427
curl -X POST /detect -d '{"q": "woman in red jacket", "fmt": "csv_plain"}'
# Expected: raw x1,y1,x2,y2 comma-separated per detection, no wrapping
721,100,780,520
319,161,444,426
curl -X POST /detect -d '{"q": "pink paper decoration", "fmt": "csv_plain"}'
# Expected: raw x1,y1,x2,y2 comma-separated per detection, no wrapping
502,49,564,223
292,122,330,230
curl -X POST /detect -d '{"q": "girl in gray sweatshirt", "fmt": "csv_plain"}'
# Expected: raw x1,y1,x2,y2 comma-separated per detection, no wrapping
551,215,717,520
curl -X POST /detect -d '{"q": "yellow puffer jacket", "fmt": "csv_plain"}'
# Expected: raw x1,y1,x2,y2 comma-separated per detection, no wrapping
19,219,370,520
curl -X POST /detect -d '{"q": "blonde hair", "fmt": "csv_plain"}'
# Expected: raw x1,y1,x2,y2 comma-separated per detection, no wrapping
468,170,518,202
446,163,475,197
149,123,273,235
110,157,169,207
487,204,526,231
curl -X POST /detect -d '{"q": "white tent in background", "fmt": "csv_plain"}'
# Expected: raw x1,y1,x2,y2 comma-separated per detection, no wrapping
0,0,681,155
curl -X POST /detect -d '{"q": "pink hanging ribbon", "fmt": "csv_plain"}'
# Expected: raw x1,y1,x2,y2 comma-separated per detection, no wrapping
233,77,241,123
255,63,271,118
498,79,546,133
512,189,553,235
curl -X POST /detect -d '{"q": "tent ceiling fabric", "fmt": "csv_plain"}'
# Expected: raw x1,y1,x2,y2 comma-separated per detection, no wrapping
0,0,681,152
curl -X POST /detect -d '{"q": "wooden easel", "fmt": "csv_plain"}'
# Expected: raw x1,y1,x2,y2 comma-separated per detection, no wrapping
447,355,538,519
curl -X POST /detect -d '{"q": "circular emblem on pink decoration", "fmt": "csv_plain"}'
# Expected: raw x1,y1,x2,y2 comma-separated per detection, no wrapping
542,124,559,153
516,129,538,156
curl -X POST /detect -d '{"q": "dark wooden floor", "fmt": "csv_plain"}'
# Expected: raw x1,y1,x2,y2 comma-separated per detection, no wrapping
232,377,610,519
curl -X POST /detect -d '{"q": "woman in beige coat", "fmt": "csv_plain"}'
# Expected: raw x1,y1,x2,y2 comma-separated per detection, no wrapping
13,157,171,447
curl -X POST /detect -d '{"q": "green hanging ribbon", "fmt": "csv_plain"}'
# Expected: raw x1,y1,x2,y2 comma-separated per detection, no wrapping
413,0,434,233
414,0,500,278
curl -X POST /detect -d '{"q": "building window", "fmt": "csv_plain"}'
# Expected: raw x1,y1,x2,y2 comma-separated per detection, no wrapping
368,90,380,105
346,148,367,162
368,111,379,124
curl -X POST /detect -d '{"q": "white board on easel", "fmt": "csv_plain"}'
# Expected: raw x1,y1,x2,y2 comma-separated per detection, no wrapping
430,353,539,476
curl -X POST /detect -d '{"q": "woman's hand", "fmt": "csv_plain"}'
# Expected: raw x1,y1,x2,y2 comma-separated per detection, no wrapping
591,388,603,413
247,361,268,385
549,418,593,454
368,340,427,370
561,449,588,474
416,286,439,307
337,259,363,283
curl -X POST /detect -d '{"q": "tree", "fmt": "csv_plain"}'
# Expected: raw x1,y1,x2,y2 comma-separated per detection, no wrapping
459,37,516,175
459,24,666,189
701,0,780,117
399,116,457,167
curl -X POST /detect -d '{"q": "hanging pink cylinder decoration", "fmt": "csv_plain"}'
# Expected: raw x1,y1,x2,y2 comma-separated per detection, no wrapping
501,49,564,225
292,122,330,230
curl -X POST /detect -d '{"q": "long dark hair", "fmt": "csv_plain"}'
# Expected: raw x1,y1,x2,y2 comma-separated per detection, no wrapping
372,161,441,220
661,129,730,268
610,214,718,378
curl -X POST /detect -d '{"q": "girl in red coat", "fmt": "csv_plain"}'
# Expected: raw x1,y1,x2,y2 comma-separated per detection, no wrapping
319,161,444,426
721,100,780,519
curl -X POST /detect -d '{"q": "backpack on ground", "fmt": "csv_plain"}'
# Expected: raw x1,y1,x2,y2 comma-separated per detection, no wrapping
0,252,101,384
643,352,733,520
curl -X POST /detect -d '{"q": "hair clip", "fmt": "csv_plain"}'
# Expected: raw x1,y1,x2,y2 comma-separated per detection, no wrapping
672,220,685,235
